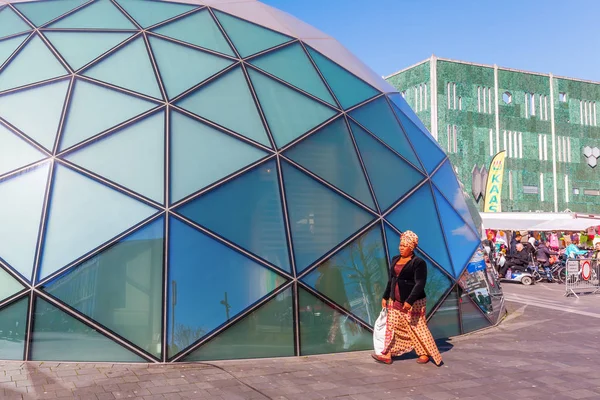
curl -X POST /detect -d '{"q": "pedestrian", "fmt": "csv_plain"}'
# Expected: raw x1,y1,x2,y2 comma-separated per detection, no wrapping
536,241,558,282
510,233,521,256
371,231,442,366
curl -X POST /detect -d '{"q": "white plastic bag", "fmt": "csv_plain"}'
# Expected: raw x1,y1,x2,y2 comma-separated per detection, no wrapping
373,308,387,355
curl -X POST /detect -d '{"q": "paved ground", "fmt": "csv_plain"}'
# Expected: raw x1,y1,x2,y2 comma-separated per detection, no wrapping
2,282,600,400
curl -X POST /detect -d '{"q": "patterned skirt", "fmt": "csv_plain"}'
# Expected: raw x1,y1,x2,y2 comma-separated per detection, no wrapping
382,298,442,366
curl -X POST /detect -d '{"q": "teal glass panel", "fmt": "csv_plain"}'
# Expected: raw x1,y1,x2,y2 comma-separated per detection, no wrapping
249,43,335,106
0,268,25,302
349,97,422,170
152,9,234,56
170,110,267,203
167,217,287,357
383,223,399,264
44,31,133,71
64,112,165,203
0,125,46,176
40,165,157,280
176,66,270,147
386,183,453,275
0,297,27,360
49,0,136,29
388,93,431,141
184,288,294,361
302,227,387,326
44,218,164,358
0,35,67,91
299,288,372,356
176,160,290,272
0,7,30,39
248,68,337,148
31,298,145,362
0,79,69,151
284,118,375,210
0,163,49,281
60,79,157,150
0,34,27,66
428,289,461,339
281,161,374,272
116,0,196,28
83,36,162,99
14,0,87,27
213,10,292,58
148,36,233,100
307,47,378,110
460,293,491,334
350,121,425,211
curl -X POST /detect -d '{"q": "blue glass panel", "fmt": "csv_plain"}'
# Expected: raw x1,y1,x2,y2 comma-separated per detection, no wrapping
148,36,233,100
44,218,164,358
60,79,157,151
84,36,162,99
49,0,136,29
307,47,378,110
44,31,133,71
248,68,337,148
249,43,335,106
428,289,461,340
152,9,234,56
0,267,25,302
0,163,49,281
0,79,69,151
167,217,287,357
383,223,399,264
176,66,270,147
40,165,157,280
115,0,196,28
176,160,290,272
64,112,165,203
0,297,27,360
213,10,292,58
0,34,27,66
170,110,267,203
284,118,375,210
460,292,491,334
31,298,145,362
0,125,46,176
0,35,67,91
385,183,453,275
0,7,30,39
281,161,374,272
388,93,431,140
350,120,424,211
15,0,87,27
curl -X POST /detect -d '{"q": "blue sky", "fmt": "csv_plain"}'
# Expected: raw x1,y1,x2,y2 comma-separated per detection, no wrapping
262,0,600,82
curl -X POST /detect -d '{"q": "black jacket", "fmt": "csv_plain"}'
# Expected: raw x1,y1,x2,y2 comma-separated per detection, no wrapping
507,249,529,266
382,255,427,306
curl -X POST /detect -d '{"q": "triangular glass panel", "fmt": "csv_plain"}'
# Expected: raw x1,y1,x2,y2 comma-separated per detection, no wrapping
176,160,290,272
167,217,287,358
383,223,399,264
428,289,461,339
170,110,267,203
388,93,431,140
115,0,196,28
213,10,292,58
0,297,28,360
386,182,453,275
44,217,164,358
59,79,157,151
44,31,134,71
148,36,233,100
151,9,234,57
249,43,336,106
0,79,69,151
83,36,162,99
49,0,136,29
460,291,492,334
433,187,481,278
281,161,374,273
39,164,158,280
0,35,68,92
284,118,375,210
248,68,337,148
176,66,270,147
0,34,27,66
0,7,31,39
298,288,372,355
0,267,25,302
183,288,294,361
302,226,388,326
0,125,46,176
306,47,378,110
14,0,87,27
0,163,49,281
64,112,165,203
31,298,146,362
349,97,422,170
350,120,424,211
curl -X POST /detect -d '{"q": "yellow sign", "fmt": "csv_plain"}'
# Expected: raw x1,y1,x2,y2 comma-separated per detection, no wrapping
483,151,506,212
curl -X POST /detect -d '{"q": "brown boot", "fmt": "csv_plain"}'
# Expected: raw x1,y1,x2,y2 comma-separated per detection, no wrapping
416,355,429,364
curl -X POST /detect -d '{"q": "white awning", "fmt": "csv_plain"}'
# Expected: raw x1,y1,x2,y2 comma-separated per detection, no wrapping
480,212,600,231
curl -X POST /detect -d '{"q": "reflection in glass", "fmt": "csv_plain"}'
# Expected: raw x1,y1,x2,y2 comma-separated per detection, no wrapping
0,297,27,360
460,292,491,334
427,289,460,339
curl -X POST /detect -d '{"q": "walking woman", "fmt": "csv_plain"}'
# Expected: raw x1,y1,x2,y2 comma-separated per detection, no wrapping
372,231,442,366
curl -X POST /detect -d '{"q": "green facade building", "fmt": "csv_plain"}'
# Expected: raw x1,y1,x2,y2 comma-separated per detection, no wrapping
386,57,600,214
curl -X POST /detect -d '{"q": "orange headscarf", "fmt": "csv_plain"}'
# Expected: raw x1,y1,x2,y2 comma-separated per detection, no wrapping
401,230,419,251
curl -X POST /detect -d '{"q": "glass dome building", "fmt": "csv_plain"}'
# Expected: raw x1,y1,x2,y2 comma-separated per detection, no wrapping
0,0,505,362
